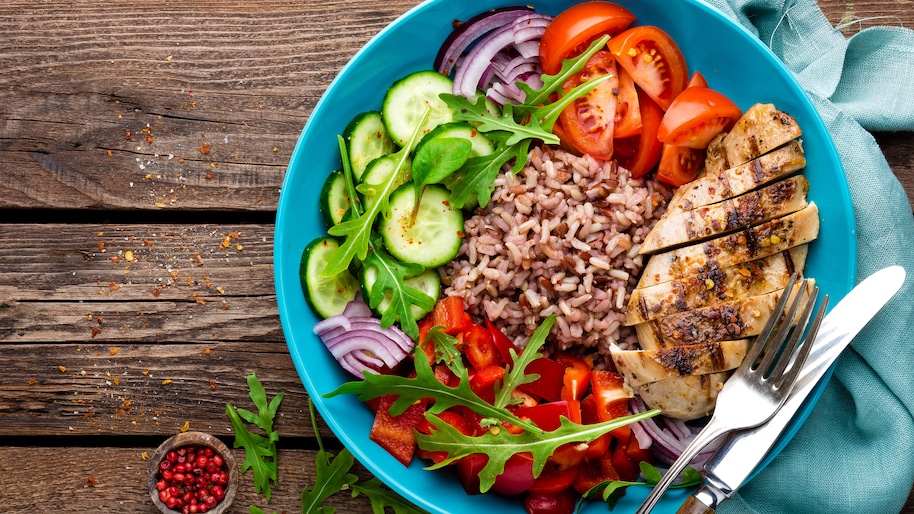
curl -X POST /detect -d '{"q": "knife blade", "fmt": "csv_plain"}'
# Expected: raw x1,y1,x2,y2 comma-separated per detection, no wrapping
676,265,906,514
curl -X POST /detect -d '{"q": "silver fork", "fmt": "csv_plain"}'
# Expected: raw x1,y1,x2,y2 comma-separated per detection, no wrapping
634,273,825,514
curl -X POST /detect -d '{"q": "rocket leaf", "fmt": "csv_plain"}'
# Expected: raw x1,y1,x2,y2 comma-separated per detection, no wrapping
361,245,435,340
226,373,285,501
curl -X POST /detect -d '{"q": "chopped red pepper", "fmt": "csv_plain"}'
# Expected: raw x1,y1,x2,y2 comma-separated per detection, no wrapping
590,369,634,440
515,401,573,432
420,295,473,339
553,351,592,402
369,395,427,466
527,460,579,495
462,323,501,370
520,357,567,402
484,317,519,364
468,364,506,403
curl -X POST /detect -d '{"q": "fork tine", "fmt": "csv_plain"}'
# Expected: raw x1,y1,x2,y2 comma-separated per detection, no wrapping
757,279,812,376
772,291,828,391
735,273,800,376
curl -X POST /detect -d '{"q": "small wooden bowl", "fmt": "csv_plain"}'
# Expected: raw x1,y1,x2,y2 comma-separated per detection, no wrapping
148,431,239,514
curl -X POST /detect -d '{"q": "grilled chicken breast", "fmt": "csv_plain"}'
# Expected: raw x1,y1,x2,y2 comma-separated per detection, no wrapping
667,140,806,215
720,103,803,171
640,175,809,254
634,279,816,349
637,372,728,420
611,339,748,389
637,202,819,288
625,246,808,326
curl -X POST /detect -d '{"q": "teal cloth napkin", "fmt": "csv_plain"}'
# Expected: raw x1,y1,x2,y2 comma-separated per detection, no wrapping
700,0,914,512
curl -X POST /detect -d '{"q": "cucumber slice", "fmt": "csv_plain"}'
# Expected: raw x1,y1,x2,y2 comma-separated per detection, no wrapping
319,170,351,227
343,111,394,182
382,71,455,148
381,184,464,268
358,153,412,210
299,237,359,318
417,122,495,159
360,267,441,322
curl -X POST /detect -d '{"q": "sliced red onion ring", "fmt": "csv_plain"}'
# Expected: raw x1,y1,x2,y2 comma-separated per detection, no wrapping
513,40,540,59
454,23,517,98
434,6,533,75
630,397,719,467
313,296,416,379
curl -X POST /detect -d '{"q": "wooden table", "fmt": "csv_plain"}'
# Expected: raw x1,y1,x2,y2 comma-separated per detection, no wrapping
1,1,912,512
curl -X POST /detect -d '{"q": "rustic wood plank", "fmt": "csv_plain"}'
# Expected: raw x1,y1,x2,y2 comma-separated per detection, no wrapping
0,342,318,437
0,446,376,513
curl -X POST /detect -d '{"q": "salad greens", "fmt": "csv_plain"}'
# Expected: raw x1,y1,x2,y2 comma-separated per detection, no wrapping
226,373,284,501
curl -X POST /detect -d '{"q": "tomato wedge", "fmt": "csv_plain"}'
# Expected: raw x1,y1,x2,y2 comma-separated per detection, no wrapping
656,143,705,186
558,51,619,160
539,1,636,75
657,86,742,149
608,25,689,111
687,71,709,88
613,87,664,178
612,67,642,138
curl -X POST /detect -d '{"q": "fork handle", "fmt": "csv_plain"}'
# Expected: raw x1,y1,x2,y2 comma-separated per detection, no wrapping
635,422,729,514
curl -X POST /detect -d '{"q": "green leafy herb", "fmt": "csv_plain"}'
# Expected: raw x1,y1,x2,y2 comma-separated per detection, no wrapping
302,400,428,514
324,108,431,277
361,244,436,340
226,373,285,502
419,411,658,494
350,478,429,514
411,136,472,199
580,461,704,510
516,34,610,108
443,133,520,209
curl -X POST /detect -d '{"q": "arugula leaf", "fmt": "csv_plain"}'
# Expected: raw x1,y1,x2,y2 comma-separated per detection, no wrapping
444,134,518,209
226,373,285,501
517,34,610,108
417,411,659,494
301,401,359,514
422,326,467,375
350,478,429,514
323,108,431,277
492,314,552,409
337,135,363,218
361,245,435,340
442,95,560,146
580,461,704,510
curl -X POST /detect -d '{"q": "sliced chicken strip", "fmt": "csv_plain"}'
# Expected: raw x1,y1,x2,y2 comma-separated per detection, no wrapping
637,372,729,420
611,339,748,389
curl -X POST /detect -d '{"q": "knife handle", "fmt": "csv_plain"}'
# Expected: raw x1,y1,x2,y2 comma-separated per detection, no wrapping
676,486,722,514
676,495,715,514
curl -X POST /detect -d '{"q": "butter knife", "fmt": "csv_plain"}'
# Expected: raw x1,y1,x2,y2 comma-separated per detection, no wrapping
677,265,906,514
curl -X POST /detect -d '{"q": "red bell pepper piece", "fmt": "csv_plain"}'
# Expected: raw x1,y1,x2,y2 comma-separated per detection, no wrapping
462,323,501,370
579,394,611,459
420,295,472,338
553,351,592,402
572,453,621,494
416,410,474,464
590,369,634,440
515,401,573,432
610,435,641,482
520,357,566,402
468,364,506,404
484,317,519,364
369,395,428,466
527,460,579,495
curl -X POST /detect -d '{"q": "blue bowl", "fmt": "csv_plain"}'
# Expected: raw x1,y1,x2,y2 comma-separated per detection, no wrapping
275,1,856,512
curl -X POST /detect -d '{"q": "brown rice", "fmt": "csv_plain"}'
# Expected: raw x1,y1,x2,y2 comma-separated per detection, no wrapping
443,145,671,357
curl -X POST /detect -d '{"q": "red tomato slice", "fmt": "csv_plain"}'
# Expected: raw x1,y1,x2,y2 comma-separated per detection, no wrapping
612,67,642,138
539,1,636,75
608,25,689,111
558,51,619,161
687,71,709,88
657,86,742,149
656,143,706,186
613,87,664,178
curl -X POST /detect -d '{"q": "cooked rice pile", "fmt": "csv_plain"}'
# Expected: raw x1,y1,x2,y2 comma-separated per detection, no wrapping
444,145,671,354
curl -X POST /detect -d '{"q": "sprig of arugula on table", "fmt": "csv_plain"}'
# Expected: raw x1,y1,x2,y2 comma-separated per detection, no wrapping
327,315,660,494
226,372,284,501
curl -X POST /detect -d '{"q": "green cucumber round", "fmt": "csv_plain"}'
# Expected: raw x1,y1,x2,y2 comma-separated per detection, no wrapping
382,70,455,148
343,111,394,182
380,184,464,268
299,237,359,318
360,267,441,322
319,170,351,227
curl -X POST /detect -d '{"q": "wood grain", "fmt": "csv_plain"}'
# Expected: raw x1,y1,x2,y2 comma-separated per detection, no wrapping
1,0,912,513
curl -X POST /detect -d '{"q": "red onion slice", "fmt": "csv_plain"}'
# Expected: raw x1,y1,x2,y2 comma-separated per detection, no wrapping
434,6,533,75
454,23,517,98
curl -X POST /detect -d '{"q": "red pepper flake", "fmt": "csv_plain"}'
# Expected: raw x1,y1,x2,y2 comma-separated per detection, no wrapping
28,378,37,385
90,327,101,339
58,366,67,373
209,379,217,390
194,254,205,266
109,348,119,355
199,143,211,155
162,379,173,385
86,477,96,487
195,298,207,305
125,130,132,140
151,288,162,297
